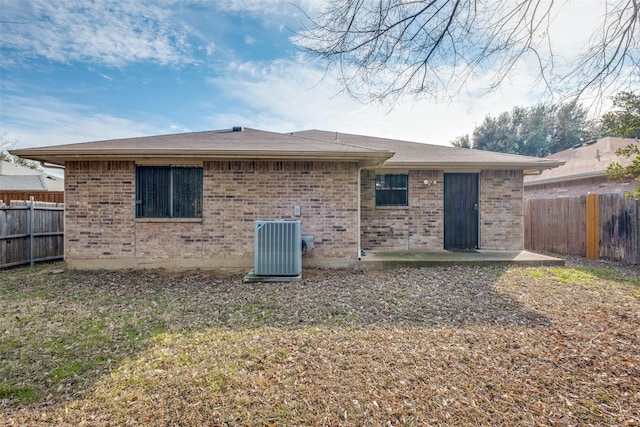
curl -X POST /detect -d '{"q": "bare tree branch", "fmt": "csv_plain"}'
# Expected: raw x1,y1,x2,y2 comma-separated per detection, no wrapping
294,0,640,105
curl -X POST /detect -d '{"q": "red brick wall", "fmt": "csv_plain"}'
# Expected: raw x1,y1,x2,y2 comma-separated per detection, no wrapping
480,170,524,250
64,161,525,268
65,161,136,259
64,160,360,268
360,169,444,250
361,169,525,251
202,161,359,260
135,221,204,259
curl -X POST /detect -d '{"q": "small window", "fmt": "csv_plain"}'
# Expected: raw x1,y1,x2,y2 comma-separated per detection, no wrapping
136,166,203,218
375,174,408,206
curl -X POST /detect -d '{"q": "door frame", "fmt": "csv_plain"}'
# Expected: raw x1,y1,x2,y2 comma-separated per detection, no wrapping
443,173,479,250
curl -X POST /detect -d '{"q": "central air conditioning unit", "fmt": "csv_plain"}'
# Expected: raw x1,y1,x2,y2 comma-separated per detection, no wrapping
254,220,302,276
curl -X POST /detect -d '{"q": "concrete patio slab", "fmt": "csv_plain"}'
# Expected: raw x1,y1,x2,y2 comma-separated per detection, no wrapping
359,249,564,270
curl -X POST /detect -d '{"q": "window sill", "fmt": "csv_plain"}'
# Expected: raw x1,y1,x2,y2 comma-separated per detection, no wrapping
375,206,409,210
136,218,203,223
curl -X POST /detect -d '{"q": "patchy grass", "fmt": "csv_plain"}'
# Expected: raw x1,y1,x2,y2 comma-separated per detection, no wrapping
1,260,639,426
521,265,640,297
522,265,640,286
0,385,37,404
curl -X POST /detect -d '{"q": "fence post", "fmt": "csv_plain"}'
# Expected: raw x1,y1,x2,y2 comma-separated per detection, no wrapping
586,194,599,260
29,196,35,268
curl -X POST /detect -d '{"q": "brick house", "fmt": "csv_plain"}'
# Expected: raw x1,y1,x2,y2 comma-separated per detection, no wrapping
0,160,64,204
524,137,639,199
12,127,561,270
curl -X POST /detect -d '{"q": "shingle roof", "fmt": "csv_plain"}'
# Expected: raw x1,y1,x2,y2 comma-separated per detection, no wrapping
524,137,639,185
293,130,562,172
10,128,392,168
0,160,44,176
11,127,563,173
0,160,64,191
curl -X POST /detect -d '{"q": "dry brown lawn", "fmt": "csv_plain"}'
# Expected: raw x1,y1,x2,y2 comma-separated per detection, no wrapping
1,258,639,426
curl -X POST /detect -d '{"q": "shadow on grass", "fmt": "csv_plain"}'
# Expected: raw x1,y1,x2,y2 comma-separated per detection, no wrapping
1,264,549,412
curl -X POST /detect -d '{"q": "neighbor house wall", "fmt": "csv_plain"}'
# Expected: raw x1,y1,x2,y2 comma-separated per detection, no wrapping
64,160,360,270
524,175,637,199
360,169,443,251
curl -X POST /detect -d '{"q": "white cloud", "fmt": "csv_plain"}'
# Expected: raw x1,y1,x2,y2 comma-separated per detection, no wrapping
0,0,616,157
214,0,326,17
0,0,322,68
1,0,194,67
205,43,216,56
288,0,626,106
204,57,540,145
547,2,605,54
0,96,158,149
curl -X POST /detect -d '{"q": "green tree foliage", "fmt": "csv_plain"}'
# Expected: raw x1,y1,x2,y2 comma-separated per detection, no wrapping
606,144,640,199
604,91,640,198
456,101,598,157
601,91,640,139
450,134,470,149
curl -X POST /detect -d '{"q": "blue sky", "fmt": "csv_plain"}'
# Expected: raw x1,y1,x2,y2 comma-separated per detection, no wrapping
0,0,613,157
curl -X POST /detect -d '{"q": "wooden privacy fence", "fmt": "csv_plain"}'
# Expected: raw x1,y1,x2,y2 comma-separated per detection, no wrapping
0,197,64,268
0,191,64,205
525,193,640,265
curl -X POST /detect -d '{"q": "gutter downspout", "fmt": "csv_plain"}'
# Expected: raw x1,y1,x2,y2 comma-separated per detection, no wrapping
39,161,65,170
357,167,362,260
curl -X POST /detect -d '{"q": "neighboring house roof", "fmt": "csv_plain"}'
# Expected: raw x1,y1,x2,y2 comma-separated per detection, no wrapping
524,137,639,186
0,160,64,191
11,127,563,173
0,160,43,176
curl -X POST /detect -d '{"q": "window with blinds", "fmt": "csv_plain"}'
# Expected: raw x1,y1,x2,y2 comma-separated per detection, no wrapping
135,166,203,218
375,174,408,207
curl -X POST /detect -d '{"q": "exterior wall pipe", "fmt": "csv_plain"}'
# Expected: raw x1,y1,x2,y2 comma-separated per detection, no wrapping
357,167,362,260
29,196,35,268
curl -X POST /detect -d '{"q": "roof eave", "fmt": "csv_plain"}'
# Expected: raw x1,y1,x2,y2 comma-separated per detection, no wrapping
524,170,609,186
377,160,564,171
9,149,393,168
